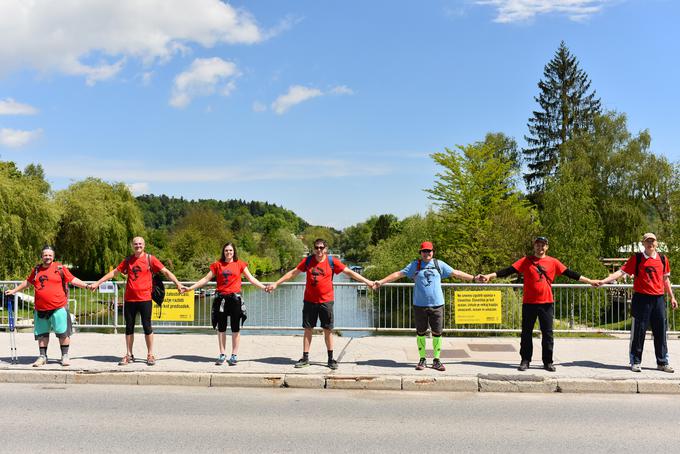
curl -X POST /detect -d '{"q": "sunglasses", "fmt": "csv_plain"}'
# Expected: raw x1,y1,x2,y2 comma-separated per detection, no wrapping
314,246,326,250
420,249,433,253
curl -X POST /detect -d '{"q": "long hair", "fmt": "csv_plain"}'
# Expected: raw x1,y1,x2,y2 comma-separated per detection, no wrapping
220,242,238,262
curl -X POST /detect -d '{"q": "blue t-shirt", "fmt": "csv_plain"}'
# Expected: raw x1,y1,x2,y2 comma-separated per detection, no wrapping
401,259,454,307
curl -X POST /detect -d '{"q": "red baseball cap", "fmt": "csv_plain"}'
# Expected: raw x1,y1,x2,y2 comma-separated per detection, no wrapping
419,241,434,251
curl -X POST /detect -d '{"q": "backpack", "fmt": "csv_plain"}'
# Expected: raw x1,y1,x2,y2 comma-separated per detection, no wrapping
415,258,441,276
305,254,335,280
125,254,165,312
634,252,667,277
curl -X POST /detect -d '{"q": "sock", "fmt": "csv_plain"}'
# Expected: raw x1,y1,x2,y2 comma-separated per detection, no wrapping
60,345,69,356
39,347,47,357
433,335,442,360
302,352,309,360
417,335,426,359
327,350,334,361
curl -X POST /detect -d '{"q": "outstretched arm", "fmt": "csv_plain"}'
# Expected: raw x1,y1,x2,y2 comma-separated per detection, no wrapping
594,269,625,286
161,267,185,291
479,266,517,283
375,271,406,288
90,269,120,290
5,280,29,295
183,271,214,293
267,268,302,292
70,277,89,289
243,267,267,291
452,269,475,282
342,268,374,288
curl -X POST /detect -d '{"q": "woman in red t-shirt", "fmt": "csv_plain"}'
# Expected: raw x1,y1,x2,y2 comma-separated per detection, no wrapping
183,242,267,366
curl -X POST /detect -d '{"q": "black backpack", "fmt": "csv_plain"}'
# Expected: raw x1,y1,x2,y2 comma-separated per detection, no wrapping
126,254,165,312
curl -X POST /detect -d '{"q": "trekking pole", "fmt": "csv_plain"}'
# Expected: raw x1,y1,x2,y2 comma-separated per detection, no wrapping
7,294,17,364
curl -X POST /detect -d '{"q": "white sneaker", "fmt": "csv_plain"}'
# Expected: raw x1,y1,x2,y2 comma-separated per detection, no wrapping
631,363,642,372
657,364,674,373
32,356,47,367
61,354,71,367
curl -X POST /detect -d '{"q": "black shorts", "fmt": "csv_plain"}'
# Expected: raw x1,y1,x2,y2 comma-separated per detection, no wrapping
414,305,444,335
302,301,334,329
212,293,242,333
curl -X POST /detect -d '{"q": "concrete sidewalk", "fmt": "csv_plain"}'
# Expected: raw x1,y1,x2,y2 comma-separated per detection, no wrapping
1,332,680,393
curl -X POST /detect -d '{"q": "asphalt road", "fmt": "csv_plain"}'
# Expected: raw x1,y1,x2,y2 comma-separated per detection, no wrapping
3,384,680,453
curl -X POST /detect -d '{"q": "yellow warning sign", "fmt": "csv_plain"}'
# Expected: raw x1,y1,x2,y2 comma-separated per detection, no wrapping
454,291,501,324
152,289,195,321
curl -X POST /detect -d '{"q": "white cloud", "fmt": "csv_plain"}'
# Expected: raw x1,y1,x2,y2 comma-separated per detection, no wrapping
43,156,391,183
0,98,39,115
0,128,43,148
0,0,265,84
252,101,268,112
330,85,354,95
271,84,353,115
476,0,612,23
170,57,239,108
127,182,150,195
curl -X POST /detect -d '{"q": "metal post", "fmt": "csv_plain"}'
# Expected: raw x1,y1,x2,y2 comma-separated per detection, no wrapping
113,282,119,334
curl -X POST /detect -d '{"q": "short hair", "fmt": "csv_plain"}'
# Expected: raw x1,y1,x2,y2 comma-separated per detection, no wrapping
313,238,327,248
41,245,55,254
220,242,239,262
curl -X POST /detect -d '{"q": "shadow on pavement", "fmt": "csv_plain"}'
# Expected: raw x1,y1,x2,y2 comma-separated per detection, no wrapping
458,360,518,369
559,360,630,370
252,356,295,365
79,355,123,363
355,359,413,368
0,356,36,366
166,354,214,363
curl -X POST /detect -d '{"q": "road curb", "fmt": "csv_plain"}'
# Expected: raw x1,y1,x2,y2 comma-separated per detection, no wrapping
402,376,478,392
557,378,638,393
326,375,401,390
479,374,558,393
2,370,680,394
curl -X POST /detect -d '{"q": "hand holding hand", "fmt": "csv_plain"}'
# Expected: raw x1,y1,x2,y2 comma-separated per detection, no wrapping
372,280,382,290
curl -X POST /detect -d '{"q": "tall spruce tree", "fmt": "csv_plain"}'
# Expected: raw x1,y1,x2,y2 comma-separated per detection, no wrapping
523,41,601,198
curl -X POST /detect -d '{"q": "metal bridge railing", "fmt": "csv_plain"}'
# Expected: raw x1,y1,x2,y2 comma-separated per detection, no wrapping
1,281,679,334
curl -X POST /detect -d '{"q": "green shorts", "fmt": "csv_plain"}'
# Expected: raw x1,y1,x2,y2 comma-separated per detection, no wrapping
34,307,72,340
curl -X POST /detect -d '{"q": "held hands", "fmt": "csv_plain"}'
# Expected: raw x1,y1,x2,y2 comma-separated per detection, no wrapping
474,274,492,283
264,283,277,293
371,280,383,290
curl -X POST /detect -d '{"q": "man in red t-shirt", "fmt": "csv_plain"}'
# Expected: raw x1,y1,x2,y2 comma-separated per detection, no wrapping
596,233,677,373
90,236,184,366
267,238,375,369
480,236,595,372
5,246,88,367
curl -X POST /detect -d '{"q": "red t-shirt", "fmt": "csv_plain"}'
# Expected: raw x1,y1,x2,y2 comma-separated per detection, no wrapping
27,262,75,311
621,253,670,295
296,256,346,303
512,256,567,304
209,260,248,294
116,253,164,302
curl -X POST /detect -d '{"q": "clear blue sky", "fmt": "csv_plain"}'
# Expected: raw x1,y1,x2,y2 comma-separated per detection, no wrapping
1,0,677,228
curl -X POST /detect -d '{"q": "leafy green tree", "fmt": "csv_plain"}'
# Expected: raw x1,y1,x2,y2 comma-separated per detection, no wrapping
55,178,145,279
300,226,339,251
540,163,606,278
0,161,58,279
524,41,602,198
338,221,374,263
427,136,539,274
370,214,398,245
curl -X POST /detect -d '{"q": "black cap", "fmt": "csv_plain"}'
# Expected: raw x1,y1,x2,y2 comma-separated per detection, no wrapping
534,236,549,244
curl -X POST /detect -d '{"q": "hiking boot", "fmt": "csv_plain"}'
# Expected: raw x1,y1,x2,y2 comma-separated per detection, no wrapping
657,364,674,373
432,359,446,372
61,354,71,367
215,354,226,366
146,354,156,366
543,363,556,372
118,354,134,366
294,357,310,368
32,355,47,367
327,359,339,370
518,360,530,371
415,358,427,370
228,355,238,366
631,363,642,373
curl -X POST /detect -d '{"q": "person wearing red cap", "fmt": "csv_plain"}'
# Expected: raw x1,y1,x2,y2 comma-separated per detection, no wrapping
595,232,677,373
375,241,476,371
479,236,595,372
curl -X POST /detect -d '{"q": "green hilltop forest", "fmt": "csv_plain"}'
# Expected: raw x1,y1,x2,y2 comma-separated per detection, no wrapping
3,43,680,283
